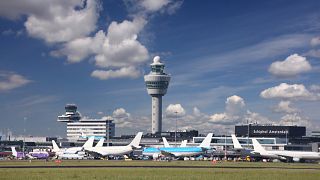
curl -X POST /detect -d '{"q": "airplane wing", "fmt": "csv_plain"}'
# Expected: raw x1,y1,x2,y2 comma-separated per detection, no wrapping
85,149,105,158
130,145,142,149
160,150,175,157
273,153,292,160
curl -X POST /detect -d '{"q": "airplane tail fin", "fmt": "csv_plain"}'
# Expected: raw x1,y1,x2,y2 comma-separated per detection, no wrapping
128,132,143,148
252,138,267,153
11,147,17,157
95,138,105,147
198,133,213,148
180,140,187,147
51,140,60,152
162,137,170,147
83,136,95,148
231,134,243,149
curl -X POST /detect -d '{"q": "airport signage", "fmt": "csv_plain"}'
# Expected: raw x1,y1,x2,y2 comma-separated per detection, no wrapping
253,129,288,135
235,125,306,138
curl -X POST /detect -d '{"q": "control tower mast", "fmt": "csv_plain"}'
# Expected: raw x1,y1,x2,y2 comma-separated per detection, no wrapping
144,56,171,134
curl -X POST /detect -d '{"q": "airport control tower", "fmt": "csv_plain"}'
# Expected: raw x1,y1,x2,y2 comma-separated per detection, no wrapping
144,56,171,134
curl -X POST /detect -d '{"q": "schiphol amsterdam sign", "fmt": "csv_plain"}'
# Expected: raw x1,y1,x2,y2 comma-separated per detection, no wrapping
253,129,289,135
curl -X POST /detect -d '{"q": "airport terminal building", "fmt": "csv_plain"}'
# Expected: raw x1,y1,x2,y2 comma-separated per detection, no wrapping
57,104,115,141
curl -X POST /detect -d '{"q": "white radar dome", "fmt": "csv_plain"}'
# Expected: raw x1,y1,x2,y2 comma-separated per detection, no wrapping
153,56,161,63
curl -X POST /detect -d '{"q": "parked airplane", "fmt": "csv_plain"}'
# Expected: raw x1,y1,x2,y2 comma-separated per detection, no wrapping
162,137,188,147
11,147,49,159
231,134,261,159
51,137,94,159
55,151,86,160
85,132,143,157
252,138,320,162
143,133,213,159
52,136,94,155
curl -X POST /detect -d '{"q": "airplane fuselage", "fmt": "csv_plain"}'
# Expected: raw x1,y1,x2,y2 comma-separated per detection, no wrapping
259,150,320,161
86,146,134,156
28,152,49,159
58,153,85,159
143,147,205,157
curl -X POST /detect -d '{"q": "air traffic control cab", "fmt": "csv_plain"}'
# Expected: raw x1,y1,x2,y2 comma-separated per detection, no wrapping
57,104,81,122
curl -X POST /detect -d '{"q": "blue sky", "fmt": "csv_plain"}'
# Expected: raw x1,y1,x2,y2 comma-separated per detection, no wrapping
0,0,320,137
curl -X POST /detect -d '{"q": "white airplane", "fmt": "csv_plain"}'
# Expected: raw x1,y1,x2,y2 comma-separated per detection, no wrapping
52,137,94,159
231,134,244,150
162,137,187,147
85,132,143,157
252,138,320,162
231,134,261,159
56,151,86,159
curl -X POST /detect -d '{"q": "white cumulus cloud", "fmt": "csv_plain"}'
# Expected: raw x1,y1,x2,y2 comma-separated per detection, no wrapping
140,0,170,12
111,108,131,128
54,16,149,80
225,95,245,115
268,54,312,77
209,113,234,124
273,101,299,114
113,108,130,118
91,66,140,80
260,83,318,100
125,0,182,15
51,30,105,63
280,113,310,127
209,95,245,125
0,0,182,82
165,104,186,118
0,0,100,43
245,111,273,124
0,72,31,92
94,18,148,68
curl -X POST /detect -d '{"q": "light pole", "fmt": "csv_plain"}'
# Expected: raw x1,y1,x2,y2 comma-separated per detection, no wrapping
23,117,27,158
246,118,250,149
224,127,230,160
174,111,178,147
285,130,288,145
247,123,250,148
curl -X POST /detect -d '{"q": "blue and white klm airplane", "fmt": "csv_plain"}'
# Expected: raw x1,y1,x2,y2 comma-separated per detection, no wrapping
143,133,213,158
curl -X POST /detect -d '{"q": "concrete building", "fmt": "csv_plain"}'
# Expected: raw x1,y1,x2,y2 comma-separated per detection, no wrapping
144,56,171,134
58,104,115,141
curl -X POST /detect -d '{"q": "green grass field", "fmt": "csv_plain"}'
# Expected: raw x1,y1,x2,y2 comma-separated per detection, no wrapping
0,160,319,180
